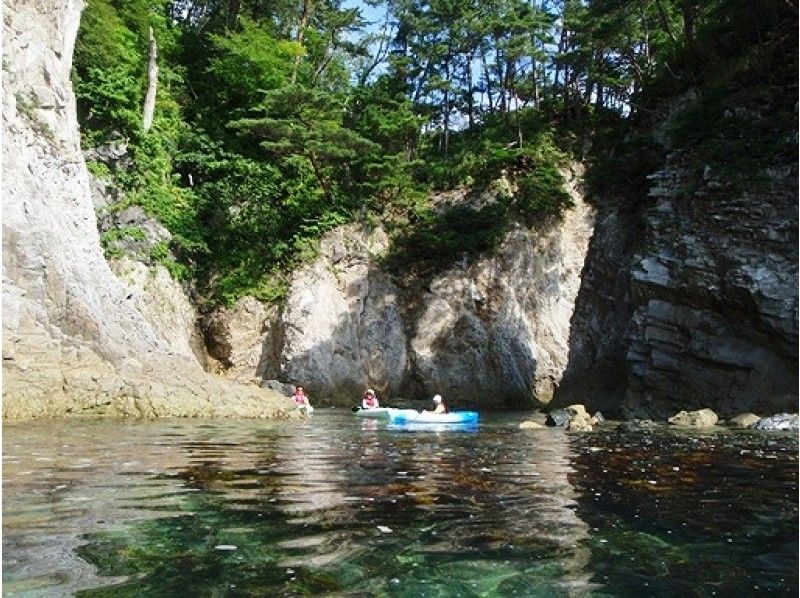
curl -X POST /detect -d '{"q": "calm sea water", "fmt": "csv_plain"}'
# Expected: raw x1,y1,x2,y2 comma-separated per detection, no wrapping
3,410,797,596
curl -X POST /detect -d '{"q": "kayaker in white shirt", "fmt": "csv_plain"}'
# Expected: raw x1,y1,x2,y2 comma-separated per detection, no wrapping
426,394,448,414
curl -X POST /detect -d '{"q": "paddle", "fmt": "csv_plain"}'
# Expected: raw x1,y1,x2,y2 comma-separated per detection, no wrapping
351,406,361,412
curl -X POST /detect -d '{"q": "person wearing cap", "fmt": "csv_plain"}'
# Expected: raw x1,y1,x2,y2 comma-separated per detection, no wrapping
361,389,380,409
430,394,448,414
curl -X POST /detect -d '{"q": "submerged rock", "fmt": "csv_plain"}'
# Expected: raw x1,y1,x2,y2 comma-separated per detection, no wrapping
519,420,546,430
615,420,658,433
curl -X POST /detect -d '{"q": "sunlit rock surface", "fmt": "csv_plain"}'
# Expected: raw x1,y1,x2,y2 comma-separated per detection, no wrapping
203,296,279,381
274,225,408,403
409,171,595,407
726,413,761,429
754,413,799,431
2,0,294,419
209,170,595,407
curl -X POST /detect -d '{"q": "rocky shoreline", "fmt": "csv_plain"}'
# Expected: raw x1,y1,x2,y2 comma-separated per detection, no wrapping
520,405,799,433
2,343,301,420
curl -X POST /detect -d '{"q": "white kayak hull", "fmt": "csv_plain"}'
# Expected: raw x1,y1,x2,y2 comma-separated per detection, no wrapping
353,407,393,419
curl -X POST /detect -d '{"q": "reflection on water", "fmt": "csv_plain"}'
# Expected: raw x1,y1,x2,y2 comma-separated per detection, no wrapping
2,412,797,596
569,427,799,596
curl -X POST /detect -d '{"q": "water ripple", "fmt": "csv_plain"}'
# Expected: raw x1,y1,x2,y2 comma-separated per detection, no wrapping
2,413,796,596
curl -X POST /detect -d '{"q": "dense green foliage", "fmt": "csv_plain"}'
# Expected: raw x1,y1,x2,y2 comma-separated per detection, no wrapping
72,0,797,305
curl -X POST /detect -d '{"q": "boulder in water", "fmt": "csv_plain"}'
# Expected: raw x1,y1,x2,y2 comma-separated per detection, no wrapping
726,413,761,428
546,409,571,427
753,413,799,431
668,408,719,428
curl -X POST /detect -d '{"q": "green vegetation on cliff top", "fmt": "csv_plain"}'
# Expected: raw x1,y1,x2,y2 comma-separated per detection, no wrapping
72,0,797,306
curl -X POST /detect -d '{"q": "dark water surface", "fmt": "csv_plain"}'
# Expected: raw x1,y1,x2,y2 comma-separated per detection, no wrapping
3,411,797,596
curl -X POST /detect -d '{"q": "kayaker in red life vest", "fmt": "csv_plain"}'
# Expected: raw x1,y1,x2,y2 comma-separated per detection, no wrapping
430,394,448,414
292,386,311,409
361,389,379,409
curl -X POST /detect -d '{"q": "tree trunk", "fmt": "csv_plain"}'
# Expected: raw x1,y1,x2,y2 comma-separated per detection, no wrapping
308,151,332,201
481,48,494,114
142,27,158,132
496,42,506,113
226,0,240,28
412,59,431,104
443,54,450,158
292,0,312,84
555,17,568,105
466,50,474,130
654,0,678,44
682,1,698,54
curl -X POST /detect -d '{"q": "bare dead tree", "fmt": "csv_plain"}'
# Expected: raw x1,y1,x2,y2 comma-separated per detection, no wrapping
142,27,158,132
292,0,312,84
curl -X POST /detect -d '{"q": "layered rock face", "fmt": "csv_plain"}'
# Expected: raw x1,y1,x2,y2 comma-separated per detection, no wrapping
2,0,293,419
557,168,798,418
625,173,797,417
208,173,596,407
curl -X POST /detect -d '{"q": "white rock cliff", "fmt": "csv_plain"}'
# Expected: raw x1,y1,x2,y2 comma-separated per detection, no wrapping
2,0,294,419
208,172,596,408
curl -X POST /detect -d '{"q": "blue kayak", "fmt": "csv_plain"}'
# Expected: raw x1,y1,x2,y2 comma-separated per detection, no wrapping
387,410,479,425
